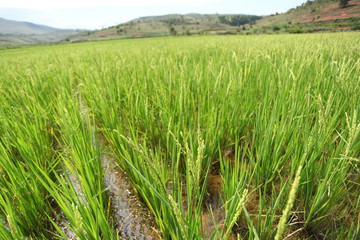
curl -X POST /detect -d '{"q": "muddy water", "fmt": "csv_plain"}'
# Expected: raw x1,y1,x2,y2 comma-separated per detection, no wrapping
52,146,159,239
84,100,159,239
52,102,159,239
102,152,159,239
202,174,236,239
202,174,225,238
94,125,159,237
0,218,10,232
51,167,83,240
201,147,240,239
53,208,78,240
170,172,231,238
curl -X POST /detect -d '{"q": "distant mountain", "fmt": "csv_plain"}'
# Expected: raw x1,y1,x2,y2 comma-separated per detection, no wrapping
0,17,86,47
0,17,59,35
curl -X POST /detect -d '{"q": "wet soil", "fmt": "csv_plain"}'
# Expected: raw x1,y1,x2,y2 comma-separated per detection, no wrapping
0,218,10,232
52,151,159,240
202,174,227,239
85,100,159,239
102,152,159,239
52,168,83,240
200,146,254,239
53,101,159,239
53,208,78,240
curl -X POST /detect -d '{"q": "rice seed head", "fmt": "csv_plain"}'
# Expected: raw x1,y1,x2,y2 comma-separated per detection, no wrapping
225,189,249,238
195,130,205,192
325,90,333,115
7,215,20,239
169,195,187,239
345,111,360,156
317,94,326,133
275,165,303,240
72,203,84,235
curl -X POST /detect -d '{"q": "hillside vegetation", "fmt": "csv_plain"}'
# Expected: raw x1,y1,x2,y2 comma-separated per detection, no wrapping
68,0,360,42
67,14,262,43
257,0,360,33
67,0,360,43
2,0,359,46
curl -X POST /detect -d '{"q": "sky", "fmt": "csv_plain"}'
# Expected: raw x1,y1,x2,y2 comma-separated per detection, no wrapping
0,0,306,30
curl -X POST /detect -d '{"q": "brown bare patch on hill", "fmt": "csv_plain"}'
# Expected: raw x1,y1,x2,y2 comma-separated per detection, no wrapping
300,1,360,23
257,0,360,28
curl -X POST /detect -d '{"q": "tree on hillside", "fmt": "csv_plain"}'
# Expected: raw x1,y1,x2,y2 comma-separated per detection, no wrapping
339,0,350,8
169,26,177,36
218,15,262,26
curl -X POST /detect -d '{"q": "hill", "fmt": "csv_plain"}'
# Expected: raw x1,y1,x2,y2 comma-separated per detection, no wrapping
2,0,360,46
67,14,262,43
68,0,360,43
0,18,86,48
256,0,360,33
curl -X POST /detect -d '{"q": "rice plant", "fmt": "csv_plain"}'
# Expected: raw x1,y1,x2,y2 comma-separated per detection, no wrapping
0,32,359,239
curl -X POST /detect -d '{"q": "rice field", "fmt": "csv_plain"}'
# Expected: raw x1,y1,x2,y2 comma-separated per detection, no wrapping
0,33,360,239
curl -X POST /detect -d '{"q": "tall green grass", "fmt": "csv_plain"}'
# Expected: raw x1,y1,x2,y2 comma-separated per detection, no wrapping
0,33,359,239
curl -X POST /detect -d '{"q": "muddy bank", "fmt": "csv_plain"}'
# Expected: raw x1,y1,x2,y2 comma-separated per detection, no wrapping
53,208,78,240
202,174,227,238
52,101,159,239
102,152,159,239
0,218,10,232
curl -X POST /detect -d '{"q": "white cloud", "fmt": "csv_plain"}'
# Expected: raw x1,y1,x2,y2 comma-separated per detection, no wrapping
0,0,220,9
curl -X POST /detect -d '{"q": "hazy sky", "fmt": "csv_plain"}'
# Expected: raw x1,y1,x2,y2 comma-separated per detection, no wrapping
0,0,306,30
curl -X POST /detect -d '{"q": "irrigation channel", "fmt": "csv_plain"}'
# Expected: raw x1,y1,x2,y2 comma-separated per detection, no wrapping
53,101,159,239
53,99,236,239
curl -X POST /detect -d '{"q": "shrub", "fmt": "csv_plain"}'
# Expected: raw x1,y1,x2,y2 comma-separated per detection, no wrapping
273,26,281,31
351,24,360,30
339,0,350,8
288,28,304,34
